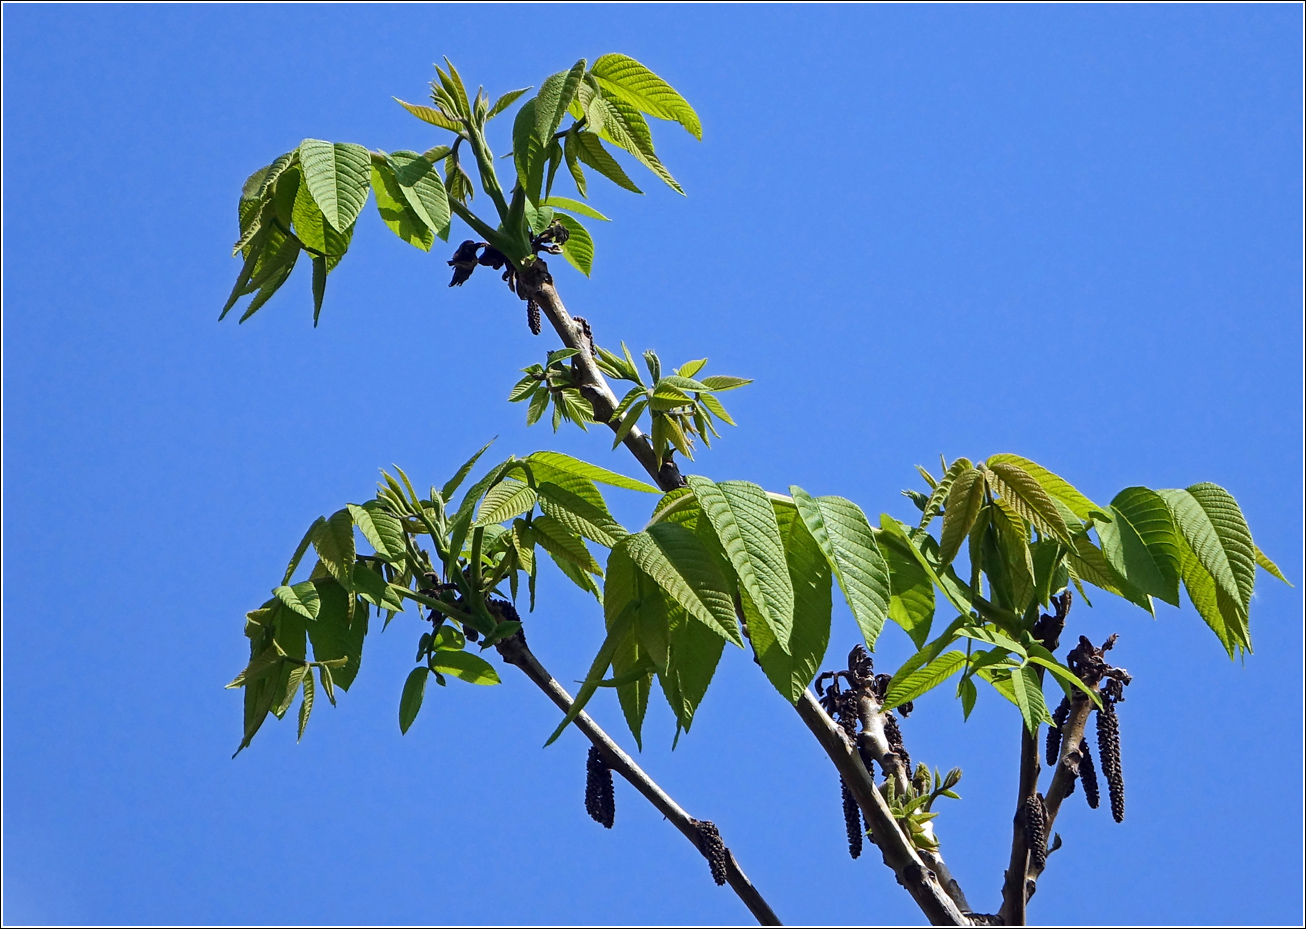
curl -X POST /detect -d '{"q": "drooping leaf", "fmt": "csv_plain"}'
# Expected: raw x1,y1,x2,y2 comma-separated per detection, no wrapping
274,581,321,620
390,149,452,238
297,669,315,741
620,525,741,644
1175,535,1248,656
532,512,602,576
298,139,371,233
399,667,428,733
370,160,435,251
989,496,1035,611
284,517,325,585
1181,484,1257,616
348,501,407,564
1255,546,1289,584
307,580,366,689
876,528,935,648
591,54,702,140
1066,532,1152,614
312,508,356,590
689,477,795,650
790,488,892,650
572,131,643,194
660,603,726,732
1108,487,1182,606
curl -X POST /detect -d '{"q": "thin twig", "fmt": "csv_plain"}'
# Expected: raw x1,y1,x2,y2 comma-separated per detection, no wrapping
495,633,782,926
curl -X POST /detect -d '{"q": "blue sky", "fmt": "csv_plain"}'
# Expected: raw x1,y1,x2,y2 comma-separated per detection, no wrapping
3,4,1301,925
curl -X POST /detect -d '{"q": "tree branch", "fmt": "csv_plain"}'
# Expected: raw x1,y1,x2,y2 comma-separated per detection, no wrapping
795,692,970,925
998,720,1041,925
495,632,782,926
516,262,683,492
1021,690,1094,897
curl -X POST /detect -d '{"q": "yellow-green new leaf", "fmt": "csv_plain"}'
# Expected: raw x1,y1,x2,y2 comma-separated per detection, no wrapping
985,460,1075,545
1255,545,1290,584
884,650,966,710
591,54,702,140
1109,487,1182,606
475,477,538,527
986,454,1099,521
526,451,658,492
432,650,501,685
395,97,463,132
938,466,985,567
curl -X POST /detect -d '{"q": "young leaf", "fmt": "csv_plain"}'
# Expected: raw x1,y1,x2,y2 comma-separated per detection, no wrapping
348,502,407,563
1255,545,1289,584
395,97,463,132
572,132,643,193
525,451,658,493
370,161,435,251
552,212,594,276
540,197,610,221
937,466,984,568
298,139,371,233
883,650,966,710
475,477,539,527
488,87,531,120
689,477,795,651
536,60,587,143
441,440,497,502
876,528,936,648
312,509,356,590
399,667,428,733
1108,487,1183,606
284,516,325,585
297,669,315,742
590,54,702,140
790,488,891,650
985,460,1075,546
431,650,501,685
918,458,974,531
985,453,1099,521
387,150,452,239
307,580,367,690
274,581,321,621
536,479,628,549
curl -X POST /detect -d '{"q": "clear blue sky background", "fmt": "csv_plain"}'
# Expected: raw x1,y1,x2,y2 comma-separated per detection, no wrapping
4,4,1302,926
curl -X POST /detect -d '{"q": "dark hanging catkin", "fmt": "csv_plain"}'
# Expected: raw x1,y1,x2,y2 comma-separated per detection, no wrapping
1079,738,1100,810
526,298,542,335
1097,703,1125,823
883,713,912,774
1025,794,1048,870
1047,696,1071,766
694,820,729,885
585,746,615,829
841,779,863,859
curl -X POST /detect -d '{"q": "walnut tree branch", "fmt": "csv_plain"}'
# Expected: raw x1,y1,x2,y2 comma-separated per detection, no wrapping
494,631,782,926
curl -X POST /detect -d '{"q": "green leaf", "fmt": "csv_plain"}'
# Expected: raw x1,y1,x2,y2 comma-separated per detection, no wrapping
1025,650,1102,708
591,54,702,140
395,97,462,131
985,454,1099,521
553,212,594,276
533,512,602,576
441,440,496,502
1007,663,1045,734
488,87,531,120
990,496,1035,610
878,515,975,617
311,256,327,325
1181,484,1257,616
1255,545,1290,584
544,607,634,746
573,132,643,194
790,488,892,650
536,479,627,549
876,528,935,648
620,525,741,645
475,477,538,527
536,60,587,142
660,603,727,732
938,466,985,567
291,176,352,258
352,562,405,612
399,667,428,733
348,502,407,564
886,617,968,696
370,160,434,251
884,650,966,710
312,509,356,590
540,197,610,221
697,375,751,391
297,669,315,742
1175,536,1248,656
689,477,795,650
274,581,321,620
917,458,973,531
1108,487,1183,606
513,98,546,202
525,451,658,492
298,139,371,233
1066,532,1152,614
590,91,683,194
307,580,366,690
432,650,501,685
387,150,452,240
283,517,324,585
985,460,1075,546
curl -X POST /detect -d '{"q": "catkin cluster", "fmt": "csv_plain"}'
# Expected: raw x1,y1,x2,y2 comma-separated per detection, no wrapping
841,779,863,859
1046,696,1071,766
883,713,912,775
1097,702,1125,823
1025,794,1048,870
694,820,729,885
1078,738,1100,809
585,746,615,829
